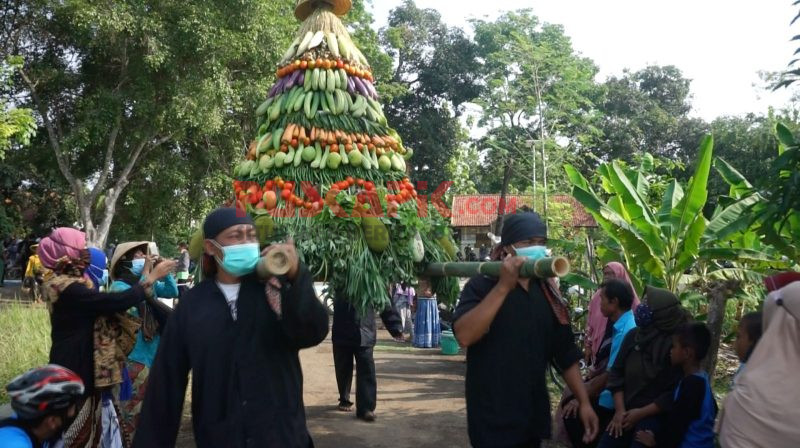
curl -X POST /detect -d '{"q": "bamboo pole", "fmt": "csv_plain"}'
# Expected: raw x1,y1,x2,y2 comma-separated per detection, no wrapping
424,257,570,279
256,248,293,278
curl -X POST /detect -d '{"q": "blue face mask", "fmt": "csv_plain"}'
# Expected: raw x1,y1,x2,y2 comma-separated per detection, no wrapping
212,242,260,277
130,258,145,276
515,245,548,261
87,266,108,289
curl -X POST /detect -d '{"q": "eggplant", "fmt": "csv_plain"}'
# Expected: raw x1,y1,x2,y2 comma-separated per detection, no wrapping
353,77,369,97
297,70,305,88
347,77,356,94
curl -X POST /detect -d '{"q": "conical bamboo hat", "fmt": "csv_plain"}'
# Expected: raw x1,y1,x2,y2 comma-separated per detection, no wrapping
295,0,352,21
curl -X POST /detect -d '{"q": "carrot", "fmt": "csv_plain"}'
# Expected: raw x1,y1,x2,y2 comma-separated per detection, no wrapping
282,124,295,144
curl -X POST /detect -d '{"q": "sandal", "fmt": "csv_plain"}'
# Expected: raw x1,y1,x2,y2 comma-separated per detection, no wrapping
337,401,353,412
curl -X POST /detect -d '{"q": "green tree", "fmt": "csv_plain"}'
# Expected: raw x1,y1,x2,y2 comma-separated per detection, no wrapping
471,10,599,217
593,66,707,166
379,0,482,190
0,58,35,160
6,0,296,246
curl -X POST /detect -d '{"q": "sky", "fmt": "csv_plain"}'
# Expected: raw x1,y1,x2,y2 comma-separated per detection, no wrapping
368,0,799,121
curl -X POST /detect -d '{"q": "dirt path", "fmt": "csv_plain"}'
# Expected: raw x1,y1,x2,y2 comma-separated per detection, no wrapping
176,331,470,447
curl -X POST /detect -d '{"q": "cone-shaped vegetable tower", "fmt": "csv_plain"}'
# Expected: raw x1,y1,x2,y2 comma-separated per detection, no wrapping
232,0,458,311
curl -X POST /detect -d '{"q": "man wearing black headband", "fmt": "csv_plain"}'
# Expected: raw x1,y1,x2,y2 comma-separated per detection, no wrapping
134,208,329,448
453,212,599,447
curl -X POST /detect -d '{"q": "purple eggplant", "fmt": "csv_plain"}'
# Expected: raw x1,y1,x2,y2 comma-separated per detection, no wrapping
297,71,305,88
364,79,379,99
268,83,279,98
353,77,369,97
347,77,356,94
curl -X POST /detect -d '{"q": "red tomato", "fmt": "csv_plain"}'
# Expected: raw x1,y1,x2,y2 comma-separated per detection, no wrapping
356,179,365,187
284,181,293,191
276,179,285,189
281,189,291,200
357,193,366,203
265,180,274,190
346,176,354,185
304,201,312,210
365,181,375,191
336,59,344,69
401,190,410,200
386,194,395,202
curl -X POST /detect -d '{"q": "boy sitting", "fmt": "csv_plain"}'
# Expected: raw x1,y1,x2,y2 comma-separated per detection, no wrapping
635,322,717,448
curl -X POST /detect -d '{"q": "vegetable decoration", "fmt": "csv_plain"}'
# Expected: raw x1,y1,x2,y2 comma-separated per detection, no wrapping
232,0,458,312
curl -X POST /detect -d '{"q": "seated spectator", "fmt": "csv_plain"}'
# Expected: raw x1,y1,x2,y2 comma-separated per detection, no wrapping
564,279,637,448
634,322,717,447
597,286,689,448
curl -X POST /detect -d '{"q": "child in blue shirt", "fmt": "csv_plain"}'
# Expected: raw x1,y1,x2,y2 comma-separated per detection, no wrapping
635,322,717,448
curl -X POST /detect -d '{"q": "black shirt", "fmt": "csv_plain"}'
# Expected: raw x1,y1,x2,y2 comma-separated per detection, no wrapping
132,265,329,448
658,374,718,448
49,282,147,395
331,296,403,348
453,275,582,447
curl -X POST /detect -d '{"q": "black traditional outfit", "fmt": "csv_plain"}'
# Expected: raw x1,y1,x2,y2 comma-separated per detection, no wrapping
133,208,329,448
132,267,328,448
331,296,402,417
452,213,582,448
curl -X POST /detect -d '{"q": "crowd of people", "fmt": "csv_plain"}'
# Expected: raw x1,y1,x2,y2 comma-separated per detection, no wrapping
0,210,798,448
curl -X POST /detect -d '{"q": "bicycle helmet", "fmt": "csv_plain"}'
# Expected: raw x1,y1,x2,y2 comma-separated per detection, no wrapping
6,365,85,420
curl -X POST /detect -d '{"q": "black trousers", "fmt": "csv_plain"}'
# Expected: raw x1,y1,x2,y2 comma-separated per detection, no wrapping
564,401,614,448
332,344,376,416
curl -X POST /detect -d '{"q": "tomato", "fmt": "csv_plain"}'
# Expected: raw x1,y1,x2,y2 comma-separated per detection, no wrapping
294,60,301,67
300,60,308,69
344,64,351,71
346,176,354,185
276,179,285,189
291,138,298,148
357,193,366,203
356,178,365,187
315,58,323,67
308,60,316,69
304,201,312,209
401,190,410,200
386,194,395,202
281,189,291,200
365,181,375,191
295,197,304,206
402,177,410,184
336,59,344,69
265,180,274,190
284,181,293,191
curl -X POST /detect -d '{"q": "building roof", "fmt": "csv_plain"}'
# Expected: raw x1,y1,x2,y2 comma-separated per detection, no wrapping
450,194,597,228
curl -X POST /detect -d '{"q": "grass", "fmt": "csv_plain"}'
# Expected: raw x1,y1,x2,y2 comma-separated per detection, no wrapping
0,301,51,404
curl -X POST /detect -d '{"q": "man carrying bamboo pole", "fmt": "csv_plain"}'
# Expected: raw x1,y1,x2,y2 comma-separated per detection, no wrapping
453,212,599,448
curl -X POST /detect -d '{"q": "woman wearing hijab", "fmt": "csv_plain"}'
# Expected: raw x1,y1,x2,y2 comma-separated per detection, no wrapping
718,274,800,447
597,286,688,448
586,262,640,366
39,228,175,448
108,242,178,438
86,247,109,291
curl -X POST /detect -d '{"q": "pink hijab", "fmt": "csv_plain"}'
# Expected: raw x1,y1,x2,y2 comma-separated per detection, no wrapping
586,262,640,364
38,228,87,269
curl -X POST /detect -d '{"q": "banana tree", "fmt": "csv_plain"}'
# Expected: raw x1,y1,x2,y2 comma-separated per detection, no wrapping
565,136,786,377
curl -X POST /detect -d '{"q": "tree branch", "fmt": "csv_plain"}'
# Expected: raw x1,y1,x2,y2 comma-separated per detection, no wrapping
18,66,79,191
88,112,122,204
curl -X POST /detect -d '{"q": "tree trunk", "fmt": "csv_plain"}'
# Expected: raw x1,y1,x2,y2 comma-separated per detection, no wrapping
495,157,515,236
702,279,739,379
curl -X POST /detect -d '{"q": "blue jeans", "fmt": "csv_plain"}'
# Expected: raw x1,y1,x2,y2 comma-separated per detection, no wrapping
597,415,662,448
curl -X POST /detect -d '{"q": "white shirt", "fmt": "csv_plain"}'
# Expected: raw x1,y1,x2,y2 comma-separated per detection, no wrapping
216,281,241,320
